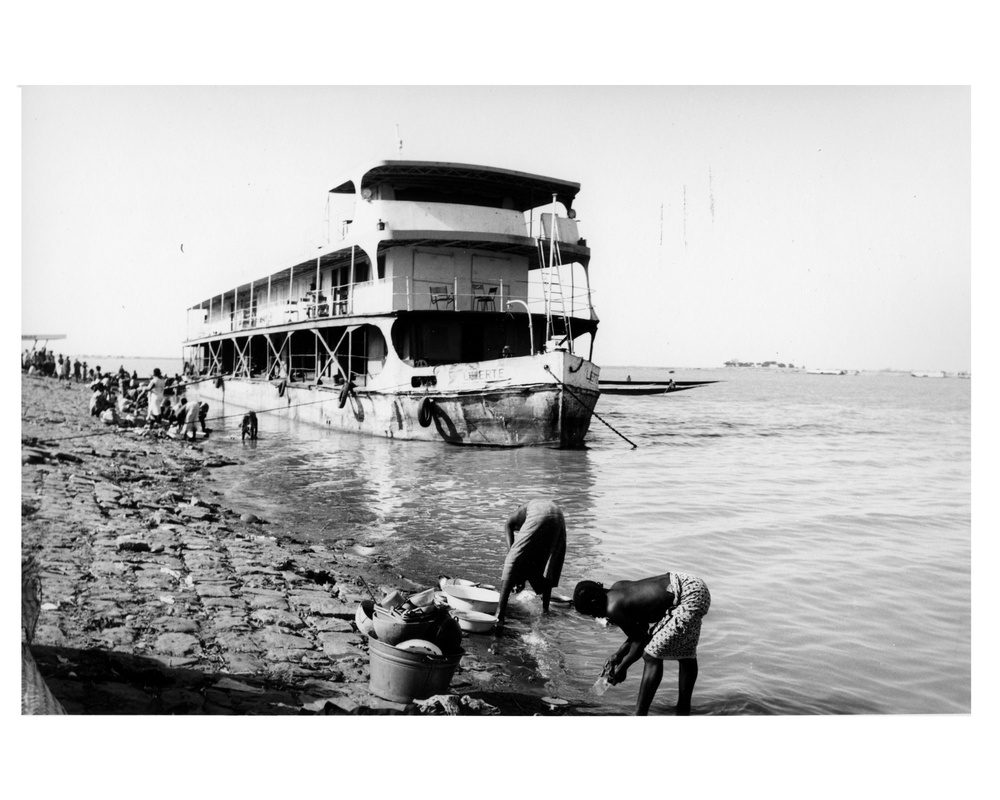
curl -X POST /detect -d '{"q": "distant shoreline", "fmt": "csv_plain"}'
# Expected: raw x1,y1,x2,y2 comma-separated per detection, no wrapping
52,358,970,379
608,364,970,376
74,355,180,361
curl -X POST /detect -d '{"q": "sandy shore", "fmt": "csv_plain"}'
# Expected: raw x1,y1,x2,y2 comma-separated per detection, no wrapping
20,375,537,716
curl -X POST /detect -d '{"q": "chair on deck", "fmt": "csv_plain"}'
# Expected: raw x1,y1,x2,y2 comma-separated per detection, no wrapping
332,287,349,315
430,286,454,310
474,284,497,311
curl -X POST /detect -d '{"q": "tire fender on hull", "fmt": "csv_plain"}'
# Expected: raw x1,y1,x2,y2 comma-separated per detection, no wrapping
418,397,436,427
338,381,354,409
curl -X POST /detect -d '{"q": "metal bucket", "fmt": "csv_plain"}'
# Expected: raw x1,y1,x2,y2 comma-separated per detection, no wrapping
368,636,463,703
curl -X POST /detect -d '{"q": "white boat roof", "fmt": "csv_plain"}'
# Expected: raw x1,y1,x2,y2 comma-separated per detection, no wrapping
328,160,581,213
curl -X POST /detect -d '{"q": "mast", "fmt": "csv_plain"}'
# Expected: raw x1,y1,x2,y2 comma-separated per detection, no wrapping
546,193,557,342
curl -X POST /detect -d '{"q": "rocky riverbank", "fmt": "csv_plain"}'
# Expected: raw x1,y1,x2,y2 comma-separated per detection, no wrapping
20,375,537,716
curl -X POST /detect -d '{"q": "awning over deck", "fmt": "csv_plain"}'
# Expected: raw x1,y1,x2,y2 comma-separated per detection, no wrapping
329,161,581,213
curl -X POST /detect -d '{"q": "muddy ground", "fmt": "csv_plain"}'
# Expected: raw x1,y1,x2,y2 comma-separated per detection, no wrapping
20,374,557,716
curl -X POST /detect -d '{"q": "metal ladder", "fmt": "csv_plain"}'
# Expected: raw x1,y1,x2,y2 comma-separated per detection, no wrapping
537,195,574,353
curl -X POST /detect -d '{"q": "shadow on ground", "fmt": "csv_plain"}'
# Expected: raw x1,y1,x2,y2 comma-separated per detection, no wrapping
31,644,556,716
31,644,381,715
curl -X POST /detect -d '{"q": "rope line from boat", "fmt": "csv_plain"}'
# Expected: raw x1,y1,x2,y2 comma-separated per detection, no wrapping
543,365,637,449
32,392,343,443
108,371,233,407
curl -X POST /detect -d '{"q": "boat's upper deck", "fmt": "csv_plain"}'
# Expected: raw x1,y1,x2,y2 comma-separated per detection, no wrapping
328,160,588,257
186,161,594,343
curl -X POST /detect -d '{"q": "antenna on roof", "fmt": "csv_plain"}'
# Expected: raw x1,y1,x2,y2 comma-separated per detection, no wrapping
396,124,403,159
324,194,331,244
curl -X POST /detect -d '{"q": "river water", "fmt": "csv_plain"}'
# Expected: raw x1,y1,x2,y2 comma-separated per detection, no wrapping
207,366,970,716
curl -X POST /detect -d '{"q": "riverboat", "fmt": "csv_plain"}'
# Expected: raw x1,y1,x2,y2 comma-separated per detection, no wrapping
182,160,601,447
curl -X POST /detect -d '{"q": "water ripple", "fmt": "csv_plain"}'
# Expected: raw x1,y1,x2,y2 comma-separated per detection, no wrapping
216,369,970,714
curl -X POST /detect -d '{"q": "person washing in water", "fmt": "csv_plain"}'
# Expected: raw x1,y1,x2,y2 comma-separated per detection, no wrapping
573,571,711,715
495,498,567,629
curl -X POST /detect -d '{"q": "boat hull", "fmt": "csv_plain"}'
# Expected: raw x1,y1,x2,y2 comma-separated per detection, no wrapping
191,352,600,448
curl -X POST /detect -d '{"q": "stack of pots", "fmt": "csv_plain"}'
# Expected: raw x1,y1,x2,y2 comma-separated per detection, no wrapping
363,588,464,704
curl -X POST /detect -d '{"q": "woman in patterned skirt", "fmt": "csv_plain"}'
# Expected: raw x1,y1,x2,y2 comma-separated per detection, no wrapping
573,572,711,715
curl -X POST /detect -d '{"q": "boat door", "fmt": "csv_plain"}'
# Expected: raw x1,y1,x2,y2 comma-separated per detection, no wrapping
460,321,486,362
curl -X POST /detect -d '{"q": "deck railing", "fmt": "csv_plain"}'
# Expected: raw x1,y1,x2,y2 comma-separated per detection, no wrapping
186,273,593,340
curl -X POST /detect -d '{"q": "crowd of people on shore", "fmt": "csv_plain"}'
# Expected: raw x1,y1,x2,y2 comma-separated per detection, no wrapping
87,367,209,440
23,350,210,440
22,348,96,383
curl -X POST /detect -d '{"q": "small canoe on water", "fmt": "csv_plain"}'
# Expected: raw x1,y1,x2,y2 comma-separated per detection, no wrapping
598,380,718,396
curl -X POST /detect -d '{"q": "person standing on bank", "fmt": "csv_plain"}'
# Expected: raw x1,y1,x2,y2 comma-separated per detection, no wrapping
573,571,711,715
495,499,567,629
145,368,167,425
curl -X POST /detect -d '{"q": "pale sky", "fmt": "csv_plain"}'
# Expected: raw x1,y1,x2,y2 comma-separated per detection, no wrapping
20,85,970,372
